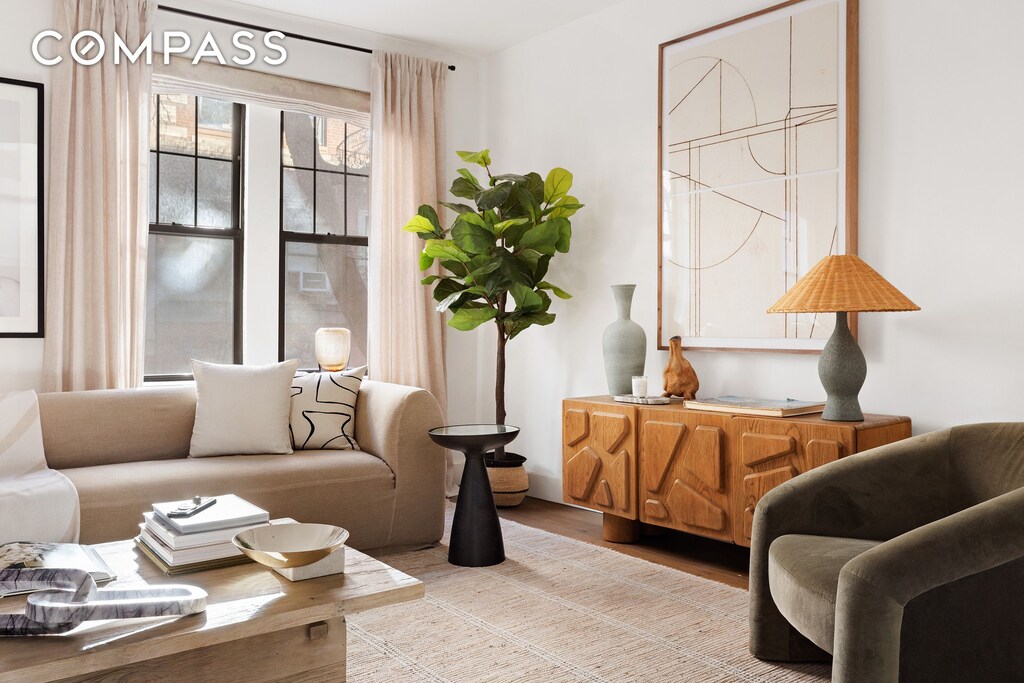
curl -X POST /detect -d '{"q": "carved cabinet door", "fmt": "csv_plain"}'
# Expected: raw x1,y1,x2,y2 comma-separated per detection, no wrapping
562,401,637,519
732,418,856,546
637,410,733,542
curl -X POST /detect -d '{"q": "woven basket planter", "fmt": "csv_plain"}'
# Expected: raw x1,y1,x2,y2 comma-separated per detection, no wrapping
485,452,529,508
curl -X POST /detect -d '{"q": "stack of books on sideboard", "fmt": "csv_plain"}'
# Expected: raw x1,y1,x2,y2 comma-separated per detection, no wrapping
135,494,288,575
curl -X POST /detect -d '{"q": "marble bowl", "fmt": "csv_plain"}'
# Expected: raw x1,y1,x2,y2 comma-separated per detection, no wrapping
232,523,349,569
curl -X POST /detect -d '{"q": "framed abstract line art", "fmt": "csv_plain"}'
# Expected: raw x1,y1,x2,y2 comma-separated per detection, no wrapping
658,0,858,352
0,77,44,337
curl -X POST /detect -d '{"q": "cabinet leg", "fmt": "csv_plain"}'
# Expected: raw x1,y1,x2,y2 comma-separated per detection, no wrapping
602,513,638,543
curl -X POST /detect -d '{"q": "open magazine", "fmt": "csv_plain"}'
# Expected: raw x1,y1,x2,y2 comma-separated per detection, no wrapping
0,542,116,596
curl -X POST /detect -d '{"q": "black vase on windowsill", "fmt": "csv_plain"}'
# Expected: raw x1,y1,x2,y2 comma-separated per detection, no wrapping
483,451,529,508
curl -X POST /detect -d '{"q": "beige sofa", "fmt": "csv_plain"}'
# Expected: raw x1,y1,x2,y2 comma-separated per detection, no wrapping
36,380,446,552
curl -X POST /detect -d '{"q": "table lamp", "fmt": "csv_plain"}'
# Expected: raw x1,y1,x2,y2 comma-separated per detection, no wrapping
314,327,351,372
767,255,919,421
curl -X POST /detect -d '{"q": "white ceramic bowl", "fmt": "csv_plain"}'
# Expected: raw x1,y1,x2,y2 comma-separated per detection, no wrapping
232,523,349,569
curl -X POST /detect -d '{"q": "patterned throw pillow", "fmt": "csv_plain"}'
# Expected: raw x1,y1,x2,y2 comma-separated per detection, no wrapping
289,366,366,451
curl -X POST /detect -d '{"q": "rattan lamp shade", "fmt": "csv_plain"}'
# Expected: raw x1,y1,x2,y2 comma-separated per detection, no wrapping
768,255,920,313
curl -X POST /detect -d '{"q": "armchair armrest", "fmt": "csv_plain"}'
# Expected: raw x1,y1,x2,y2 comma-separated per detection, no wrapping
832,485,1024,683
355,380,445,548
750,428,953,661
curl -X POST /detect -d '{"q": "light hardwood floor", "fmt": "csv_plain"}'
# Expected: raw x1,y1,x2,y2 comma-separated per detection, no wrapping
497,497,751,589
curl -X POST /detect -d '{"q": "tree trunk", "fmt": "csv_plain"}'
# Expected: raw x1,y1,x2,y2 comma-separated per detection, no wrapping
494,294,507,461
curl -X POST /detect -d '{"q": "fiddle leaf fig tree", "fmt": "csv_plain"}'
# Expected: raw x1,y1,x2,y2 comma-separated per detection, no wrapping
404,150,583,460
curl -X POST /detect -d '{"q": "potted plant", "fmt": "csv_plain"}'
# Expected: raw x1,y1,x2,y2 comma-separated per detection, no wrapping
404,150,583,507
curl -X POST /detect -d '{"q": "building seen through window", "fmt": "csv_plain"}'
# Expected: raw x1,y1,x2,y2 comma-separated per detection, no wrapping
280,112,370,369
146,94,243,379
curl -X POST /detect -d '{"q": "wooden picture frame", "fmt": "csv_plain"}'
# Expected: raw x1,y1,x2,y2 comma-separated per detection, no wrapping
0,77,44,337
657,0,858,352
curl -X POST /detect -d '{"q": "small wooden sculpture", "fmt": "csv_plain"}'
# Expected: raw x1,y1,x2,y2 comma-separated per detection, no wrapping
663,335,699,399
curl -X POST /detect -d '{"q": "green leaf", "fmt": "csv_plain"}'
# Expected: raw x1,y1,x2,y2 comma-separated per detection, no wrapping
534,254,551,282
510,283,543,311
517,220,561,256
420,275,443,285
550,216,571,253
424,239,470,263
498,251,534,286
505,311,556,339
432,278,465,302
490,173,528,184
468,258,501,282
501,221,532,246
452,222,495,255
437,287,485,313
514,185,541,223
456,149,492,167
493,217,530,237
524,172,544,203
516,249,542,277
403,215,436,234
449,306,498,331
436,291,464,313
537,280,572,299
475,183,513,211
545,195,583,219
482,270,510,299
441,201,476,215
450,177,478,200
456,168,483,189
419,251,435,271
440,259,469,276
456,212,488,229
417,205,442,234
543,168,573,204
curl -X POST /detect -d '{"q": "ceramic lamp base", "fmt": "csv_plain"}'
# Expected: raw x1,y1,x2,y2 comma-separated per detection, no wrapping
818,311,866,421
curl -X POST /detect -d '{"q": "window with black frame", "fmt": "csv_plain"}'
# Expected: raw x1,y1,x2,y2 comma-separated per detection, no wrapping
279,111,370,369
146,94,244,379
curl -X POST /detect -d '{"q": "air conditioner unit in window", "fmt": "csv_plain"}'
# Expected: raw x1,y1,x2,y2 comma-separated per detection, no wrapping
299,271,330,294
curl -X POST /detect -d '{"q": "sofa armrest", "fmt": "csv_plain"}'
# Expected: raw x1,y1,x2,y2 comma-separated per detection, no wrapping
831,485,1024,683
750,428,953,661
355,380,446,548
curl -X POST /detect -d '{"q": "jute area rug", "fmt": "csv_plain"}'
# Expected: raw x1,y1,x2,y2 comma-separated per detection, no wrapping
347,506,831,683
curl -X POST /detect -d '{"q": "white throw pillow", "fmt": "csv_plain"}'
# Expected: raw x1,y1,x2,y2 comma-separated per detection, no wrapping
189,359,299,457
289,366,366,451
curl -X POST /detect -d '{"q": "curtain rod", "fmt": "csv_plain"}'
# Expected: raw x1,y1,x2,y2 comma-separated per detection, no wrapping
156,5,457,71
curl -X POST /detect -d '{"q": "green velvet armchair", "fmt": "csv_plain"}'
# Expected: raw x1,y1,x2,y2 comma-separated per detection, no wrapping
749,423,1024,682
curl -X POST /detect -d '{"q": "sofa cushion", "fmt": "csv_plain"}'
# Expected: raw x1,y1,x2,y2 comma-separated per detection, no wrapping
768,533,881,653
63,450,397,549
190,359,298,457
290,366,365,450
38,386,197,469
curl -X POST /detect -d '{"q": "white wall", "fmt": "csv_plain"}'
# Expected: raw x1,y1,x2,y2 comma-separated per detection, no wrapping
478,0,1024,501
0,0,54,391
0,0,482,421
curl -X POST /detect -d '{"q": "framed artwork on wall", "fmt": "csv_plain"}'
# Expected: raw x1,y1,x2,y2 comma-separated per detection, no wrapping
658,0,858,352
0,77,44,337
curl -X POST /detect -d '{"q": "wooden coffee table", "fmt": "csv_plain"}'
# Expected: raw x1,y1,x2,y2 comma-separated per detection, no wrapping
0,540,422,682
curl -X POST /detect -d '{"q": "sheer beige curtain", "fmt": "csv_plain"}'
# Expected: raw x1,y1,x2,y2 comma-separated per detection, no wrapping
43,0,153,391
368,52,455,494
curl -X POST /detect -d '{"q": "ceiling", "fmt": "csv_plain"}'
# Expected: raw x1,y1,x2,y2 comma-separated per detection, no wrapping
222,0,623,56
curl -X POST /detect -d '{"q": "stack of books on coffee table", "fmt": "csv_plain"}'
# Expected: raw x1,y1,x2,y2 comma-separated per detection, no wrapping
135,494,282,575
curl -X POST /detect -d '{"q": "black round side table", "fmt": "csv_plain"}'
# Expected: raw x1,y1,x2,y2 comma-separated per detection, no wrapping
427,424,520,567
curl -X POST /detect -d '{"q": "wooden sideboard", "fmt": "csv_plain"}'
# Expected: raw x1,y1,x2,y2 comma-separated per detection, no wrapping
561,396,911,547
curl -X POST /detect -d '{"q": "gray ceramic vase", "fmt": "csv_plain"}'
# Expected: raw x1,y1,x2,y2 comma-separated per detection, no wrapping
602,284,646,396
